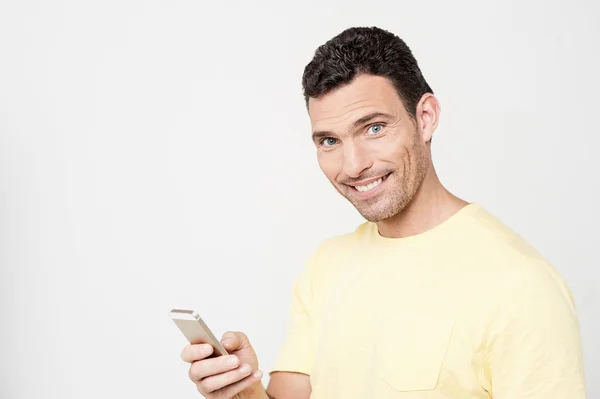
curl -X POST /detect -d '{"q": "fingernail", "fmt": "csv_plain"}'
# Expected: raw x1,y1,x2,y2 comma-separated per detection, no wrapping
226,356,239,367
253,370,263,379
239,364,251,374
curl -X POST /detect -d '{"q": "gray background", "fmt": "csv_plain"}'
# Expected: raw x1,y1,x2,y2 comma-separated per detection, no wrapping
1,0,598,397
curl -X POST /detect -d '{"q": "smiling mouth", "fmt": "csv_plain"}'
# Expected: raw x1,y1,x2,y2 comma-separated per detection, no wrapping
350,173,391,193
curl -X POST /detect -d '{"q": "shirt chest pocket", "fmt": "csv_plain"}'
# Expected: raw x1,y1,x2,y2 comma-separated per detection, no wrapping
375,316,455,392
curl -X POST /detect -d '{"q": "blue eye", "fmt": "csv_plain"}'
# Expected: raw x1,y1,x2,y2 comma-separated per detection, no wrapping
367,124,384,135
321,137,338,147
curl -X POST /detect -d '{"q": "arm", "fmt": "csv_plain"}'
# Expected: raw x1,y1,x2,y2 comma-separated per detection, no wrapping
265,248,322,399
486,262,587,398
180,246,321,399
266,372,311,399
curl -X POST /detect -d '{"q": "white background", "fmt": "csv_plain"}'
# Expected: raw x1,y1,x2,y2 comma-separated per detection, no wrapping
1,0,598,397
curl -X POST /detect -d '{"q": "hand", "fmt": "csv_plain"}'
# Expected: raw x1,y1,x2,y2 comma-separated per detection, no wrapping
181,331,266,399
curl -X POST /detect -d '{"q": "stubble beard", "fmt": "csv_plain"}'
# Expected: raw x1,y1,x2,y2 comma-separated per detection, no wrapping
335,143,430,223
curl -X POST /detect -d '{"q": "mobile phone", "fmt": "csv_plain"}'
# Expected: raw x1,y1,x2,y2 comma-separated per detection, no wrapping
169,309,228,357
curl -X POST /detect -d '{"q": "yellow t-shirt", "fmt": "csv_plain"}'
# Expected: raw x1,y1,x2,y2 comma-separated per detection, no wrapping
272,203,586,398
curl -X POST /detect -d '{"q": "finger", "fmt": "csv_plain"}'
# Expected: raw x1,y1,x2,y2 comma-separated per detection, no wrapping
188,355,240,382
220,331,239,351
220,331,249,352
181,344,214,363
197,364,262,395
203,370,264,398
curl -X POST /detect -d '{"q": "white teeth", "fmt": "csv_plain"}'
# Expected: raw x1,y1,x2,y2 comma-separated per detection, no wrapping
355,177,383,192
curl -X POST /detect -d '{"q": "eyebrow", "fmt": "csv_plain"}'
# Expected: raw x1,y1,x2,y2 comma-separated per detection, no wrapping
311,112,394,142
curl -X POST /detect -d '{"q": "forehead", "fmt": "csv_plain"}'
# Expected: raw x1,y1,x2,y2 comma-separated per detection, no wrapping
308,74,403,130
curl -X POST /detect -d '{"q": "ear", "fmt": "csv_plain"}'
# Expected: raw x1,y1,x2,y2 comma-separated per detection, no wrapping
415,93,440,143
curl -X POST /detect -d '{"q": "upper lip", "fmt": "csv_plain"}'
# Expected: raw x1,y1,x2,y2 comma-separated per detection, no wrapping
344,174,389,187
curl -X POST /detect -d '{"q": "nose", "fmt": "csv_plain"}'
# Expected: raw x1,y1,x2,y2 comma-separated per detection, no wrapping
342,142,373,179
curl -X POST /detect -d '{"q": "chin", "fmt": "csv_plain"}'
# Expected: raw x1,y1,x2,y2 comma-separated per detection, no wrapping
355,205,395,223
361,212,392,223
355,196,413,222
360,214,384,223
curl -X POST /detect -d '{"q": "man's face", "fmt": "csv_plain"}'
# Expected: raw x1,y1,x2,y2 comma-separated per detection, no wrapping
308,74,431,222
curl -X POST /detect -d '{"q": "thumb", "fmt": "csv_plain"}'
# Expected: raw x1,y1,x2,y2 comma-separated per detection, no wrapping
220,331,250,351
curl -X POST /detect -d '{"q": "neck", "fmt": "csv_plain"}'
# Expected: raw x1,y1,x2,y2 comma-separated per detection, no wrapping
376,165,469,239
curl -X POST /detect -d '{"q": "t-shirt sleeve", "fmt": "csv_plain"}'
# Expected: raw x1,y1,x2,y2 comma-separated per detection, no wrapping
271,249,320,376
485,261,587,398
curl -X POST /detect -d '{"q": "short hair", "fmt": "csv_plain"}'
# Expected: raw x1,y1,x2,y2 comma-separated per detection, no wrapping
302,26,433,120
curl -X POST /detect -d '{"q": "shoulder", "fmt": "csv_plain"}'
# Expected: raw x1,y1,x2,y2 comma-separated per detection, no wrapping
462,206,554,272
301,221,373,280
311,221,373,259
466,207,577,312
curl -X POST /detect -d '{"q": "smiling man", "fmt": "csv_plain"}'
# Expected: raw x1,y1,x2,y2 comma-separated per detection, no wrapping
180,27,587,399
308,73,437,233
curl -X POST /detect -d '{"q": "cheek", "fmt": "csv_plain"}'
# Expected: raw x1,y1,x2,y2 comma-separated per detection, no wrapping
368,138,408,168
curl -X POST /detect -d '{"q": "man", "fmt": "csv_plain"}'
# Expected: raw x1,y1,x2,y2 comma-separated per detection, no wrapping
180,26,587,398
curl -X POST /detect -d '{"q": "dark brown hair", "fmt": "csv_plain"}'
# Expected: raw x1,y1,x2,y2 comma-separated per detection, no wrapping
302,26,433,120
